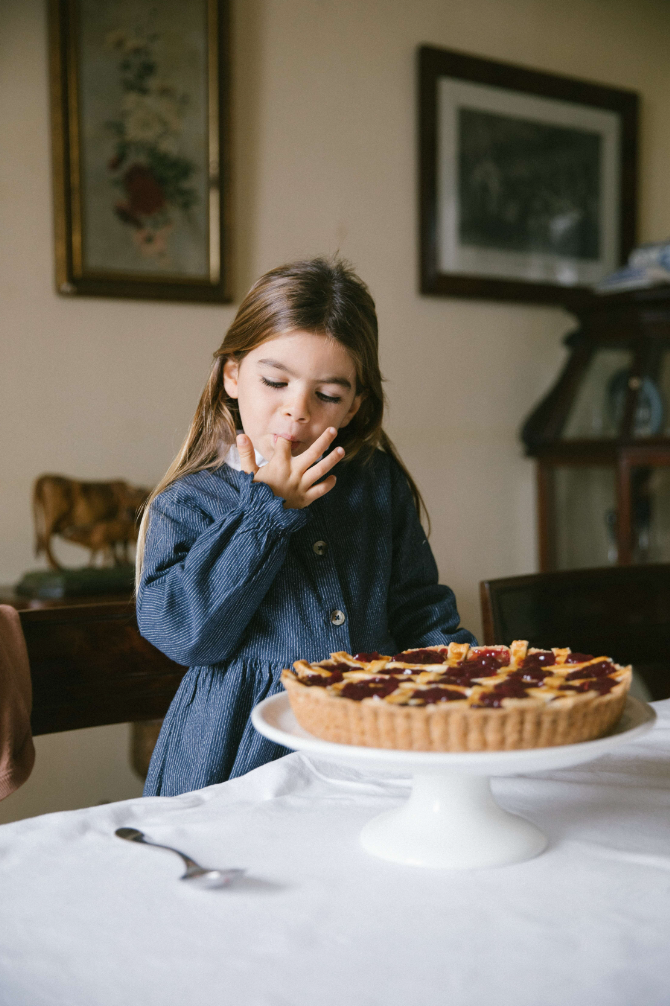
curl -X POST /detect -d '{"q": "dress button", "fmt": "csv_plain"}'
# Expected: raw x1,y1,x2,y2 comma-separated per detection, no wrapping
330,609,346,626
313,540,328,556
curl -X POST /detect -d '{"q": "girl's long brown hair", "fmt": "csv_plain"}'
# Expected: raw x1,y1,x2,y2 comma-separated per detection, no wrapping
136,258,428,589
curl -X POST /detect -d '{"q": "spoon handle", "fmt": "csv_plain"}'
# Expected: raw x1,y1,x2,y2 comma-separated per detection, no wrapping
135,836,202,872
115,829,203,872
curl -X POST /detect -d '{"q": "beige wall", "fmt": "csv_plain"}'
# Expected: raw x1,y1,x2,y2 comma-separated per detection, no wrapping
1,0,669,823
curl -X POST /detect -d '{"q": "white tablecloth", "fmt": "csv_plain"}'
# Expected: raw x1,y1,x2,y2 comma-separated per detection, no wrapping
1,701,669,1006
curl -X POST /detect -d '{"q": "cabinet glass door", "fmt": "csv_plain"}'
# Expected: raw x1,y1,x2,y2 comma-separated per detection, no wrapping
632,465,670,563
554,466,616,569
562,349,633,439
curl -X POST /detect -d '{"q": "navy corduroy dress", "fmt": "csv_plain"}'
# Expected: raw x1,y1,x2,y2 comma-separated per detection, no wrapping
138,449,475,796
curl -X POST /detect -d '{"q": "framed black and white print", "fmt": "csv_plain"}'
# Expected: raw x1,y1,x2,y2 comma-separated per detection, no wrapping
49,0,231,302
418,46,639,307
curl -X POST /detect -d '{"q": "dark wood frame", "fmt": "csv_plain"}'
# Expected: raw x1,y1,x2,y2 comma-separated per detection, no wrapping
418,45,639,307
49,0,232,303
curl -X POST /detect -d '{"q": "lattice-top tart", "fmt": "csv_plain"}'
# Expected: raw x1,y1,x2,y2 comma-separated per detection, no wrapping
280,642,632,751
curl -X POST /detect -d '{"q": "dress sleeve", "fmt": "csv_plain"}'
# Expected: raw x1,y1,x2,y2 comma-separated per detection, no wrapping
137,473,310,666
387,460,477,651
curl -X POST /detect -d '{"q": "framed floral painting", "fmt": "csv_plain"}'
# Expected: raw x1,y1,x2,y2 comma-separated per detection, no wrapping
418,46,638,308
49,0,231,302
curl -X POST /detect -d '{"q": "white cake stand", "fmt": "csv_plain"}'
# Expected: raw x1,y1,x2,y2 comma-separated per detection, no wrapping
252,694,656,870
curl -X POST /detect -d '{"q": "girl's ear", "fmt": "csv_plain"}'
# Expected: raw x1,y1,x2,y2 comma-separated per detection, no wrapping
222,357,240,398
339,391,364,429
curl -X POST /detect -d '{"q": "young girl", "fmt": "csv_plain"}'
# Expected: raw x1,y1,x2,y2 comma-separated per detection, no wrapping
137,258,475,797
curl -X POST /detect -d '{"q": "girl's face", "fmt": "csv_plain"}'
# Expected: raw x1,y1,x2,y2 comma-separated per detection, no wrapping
223,330,362,459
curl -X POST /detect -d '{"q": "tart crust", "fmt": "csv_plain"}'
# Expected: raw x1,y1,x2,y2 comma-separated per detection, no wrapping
280,643,632,752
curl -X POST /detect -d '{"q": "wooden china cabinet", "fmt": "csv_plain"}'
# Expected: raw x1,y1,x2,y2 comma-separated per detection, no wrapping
522,285,670,571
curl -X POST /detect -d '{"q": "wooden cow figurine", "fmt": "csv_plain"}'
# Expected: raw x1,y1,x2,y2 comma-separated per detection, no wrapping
33,475,150,569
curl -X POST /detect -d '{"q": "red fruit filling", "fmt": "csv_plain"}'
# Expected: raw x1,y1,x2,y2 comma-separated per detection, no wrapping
473,680,530,707
459,652,509,678
393,648,449,664
475,648,511,664
522,650,556,670
509,667,551,683
373,669,421,677
439,673,478,687
560,677,617,695
410,687,465,704
340,678,399,701
565,660,616,680
301,670,345,687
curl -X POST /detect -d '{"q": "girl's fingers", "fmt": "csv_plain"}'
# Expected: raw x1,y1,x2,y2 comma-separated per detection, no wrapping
295,427,339,474
237,434,259,474
304,475,337,503
272,435,293,465
301,446,345,488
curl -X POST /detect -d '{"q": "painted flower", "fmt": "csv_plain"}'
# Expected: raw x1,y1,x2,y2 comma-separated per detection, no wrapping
105,29,145,54
132,223,173,258
122,91,184,145
105,29,196,255
114,202,141,228
122,163,165,216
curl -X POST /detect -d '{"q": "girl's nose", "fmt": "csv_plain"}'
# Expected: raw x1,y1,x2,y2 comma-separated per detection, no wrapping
283,387,310,422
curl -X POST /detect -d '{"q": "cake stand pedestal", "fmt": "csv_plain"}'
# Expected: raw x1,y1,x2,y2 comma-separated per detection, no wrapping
251,695,655,870
359,771,546,868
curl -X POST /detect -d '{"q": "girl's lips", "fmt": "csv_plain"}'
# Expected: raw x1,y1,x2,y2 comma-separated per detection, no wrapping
273,433,301,444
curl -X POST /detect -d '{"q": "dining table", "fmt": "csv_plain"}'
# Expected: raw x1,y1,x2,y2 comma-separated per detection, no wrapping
1,699,669,1006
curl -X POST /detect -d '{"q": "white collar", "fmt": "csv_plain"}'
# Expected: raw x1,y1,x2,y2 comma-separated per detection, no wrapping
222,436,269,472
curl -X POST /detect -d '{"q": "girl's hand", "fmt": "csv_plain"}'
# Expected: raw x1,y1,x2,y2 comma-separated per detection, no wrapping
236,428,344,509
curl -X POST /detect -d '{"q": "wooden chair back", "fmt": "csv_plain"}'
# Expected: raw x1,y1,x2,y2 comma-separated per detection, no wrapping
20,602,186,736
480,564,670,700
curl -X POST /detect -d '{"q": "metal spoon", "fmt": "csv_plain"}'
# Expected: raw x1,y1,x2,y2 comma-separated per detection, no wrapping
115,827,245,888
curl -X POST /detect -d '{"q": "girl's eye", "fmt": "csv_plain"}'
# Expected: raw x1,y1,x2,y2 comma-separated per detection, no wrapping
261,376,341,404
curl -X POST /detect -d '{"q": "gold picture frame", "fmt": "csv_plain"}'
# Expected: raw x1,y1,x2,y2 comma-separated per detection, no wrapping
49,0,232,302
